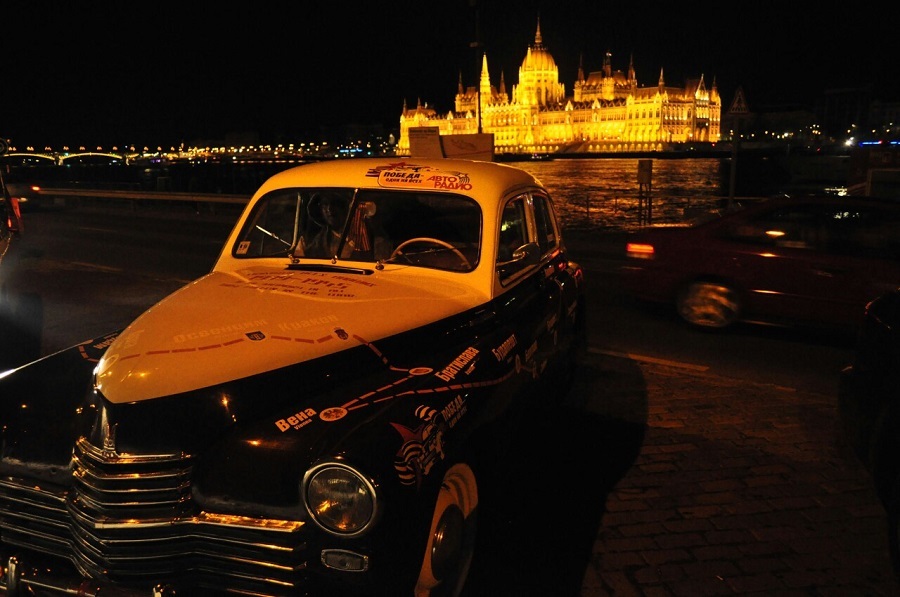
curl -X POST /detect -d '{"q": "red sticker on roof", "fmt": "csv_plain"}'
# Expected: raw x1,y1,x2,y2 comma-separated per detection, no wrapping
368,162,473,191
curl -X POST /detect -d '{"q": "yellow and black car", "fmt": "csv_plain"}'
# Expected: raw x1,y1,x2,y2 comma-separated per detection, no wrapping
0,158,586,596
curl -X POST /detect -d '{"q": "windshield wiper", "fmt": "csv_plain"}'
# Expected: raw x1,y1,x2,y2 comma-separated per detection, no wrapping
256,225,292,248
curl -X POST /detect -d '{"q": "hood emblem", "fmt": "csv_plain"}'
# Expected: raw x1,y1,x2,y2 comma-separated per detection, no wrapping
101,421,117,456
246,331,266,341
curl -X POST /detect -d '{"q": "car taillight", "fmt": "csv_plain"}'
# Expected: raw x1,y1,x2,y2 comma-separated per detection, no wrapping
626,242,655,259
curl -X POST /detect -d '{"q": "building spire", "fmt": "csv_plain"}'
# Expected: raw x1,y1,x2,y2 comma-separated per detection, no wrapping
479,52,491,121
535,15,542,46
695,74,707,99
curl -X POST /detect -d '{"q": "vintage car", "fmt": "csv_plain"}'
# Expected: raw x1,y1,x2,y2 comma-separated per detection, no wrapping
0,158,586,596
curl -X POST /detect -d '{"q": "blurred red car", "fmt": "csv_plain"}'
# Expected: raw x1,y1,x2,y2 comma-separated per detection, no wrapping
620,195,900,331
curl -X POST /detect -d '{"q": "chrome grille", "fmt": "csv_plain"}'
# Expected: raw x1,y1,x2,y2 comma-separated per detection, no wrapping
72,437,194,521
0,437,310,595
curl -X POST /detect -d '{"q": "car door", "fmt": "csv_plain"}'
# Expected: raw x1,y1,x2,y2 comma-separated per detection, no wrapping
493,192,565,392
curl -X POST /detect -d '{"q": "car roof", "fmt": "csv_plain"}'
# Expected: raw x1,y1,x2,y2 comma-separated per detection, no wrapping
252,158,547,207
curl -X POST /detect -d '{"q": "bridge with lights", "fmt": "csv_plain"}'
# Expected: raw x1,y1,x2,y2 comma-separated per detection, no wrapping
3,151,132,165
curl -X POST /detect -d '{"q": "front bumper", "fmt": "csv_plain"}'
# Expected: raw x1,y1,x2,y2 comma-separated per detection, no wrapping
1,556,173,596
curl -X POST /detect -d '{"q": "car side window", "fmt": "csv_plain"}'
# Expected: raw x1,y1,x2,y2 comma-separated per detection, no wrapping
725,206,823,250
823,206,900,260
532,193,559,255
723,202,900,260
498,197,529,263
496,195,535,284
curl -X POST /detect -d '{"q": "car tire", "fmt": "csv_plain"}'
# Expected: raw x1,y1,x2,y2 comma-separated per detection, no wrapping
414,463,478,597
676,281,740,329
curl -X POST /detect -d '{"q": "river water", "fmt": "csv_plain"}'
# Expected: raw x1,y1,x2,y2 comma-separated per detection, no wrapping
508,157,727,231
14,153,843,232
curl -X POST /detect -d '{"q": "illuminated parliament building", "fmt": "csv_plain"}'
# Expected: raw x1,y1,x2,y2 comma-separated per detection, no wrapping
398,20,721,156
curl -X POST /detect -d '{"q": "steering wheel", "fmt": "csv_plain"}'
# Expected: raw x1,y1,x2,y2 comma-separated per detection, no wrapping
390,237,472,270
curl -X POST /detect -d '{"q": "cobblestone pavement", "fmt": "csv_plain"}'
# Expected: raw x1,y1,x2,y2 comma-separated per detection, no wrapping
571,350,899,597
557,233,899,596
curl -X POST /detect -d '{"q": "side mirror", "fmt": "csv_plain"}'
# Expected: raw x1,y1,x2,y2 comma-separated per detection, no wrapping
497,242,541,278
511,242,541,266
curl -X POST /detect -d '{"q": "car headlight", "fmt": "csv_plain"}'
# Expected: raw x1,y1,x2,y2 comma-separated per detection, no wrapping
303,462,378,537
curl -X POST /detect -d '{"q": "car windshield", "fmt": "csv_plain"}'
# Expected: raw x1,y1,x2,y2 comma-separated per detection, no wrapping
233,188,482,272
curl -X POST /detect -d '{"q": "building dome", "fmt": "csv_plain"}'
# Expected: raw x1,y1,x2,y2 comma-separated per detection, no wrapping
513,18,564,107
520,20,556,73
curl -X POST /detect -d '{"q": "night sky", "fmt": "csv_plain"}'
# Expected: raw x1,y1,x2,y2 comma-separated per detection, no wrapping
2,1,894,150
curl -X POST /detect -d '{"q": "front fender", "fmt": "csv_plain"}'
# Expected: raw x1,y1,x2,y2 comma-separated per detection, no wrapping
0,332,119,483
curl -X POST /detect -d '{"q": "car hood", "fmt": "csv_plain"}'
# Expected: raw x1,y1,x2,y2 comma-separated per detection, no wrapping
95,266,484,404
